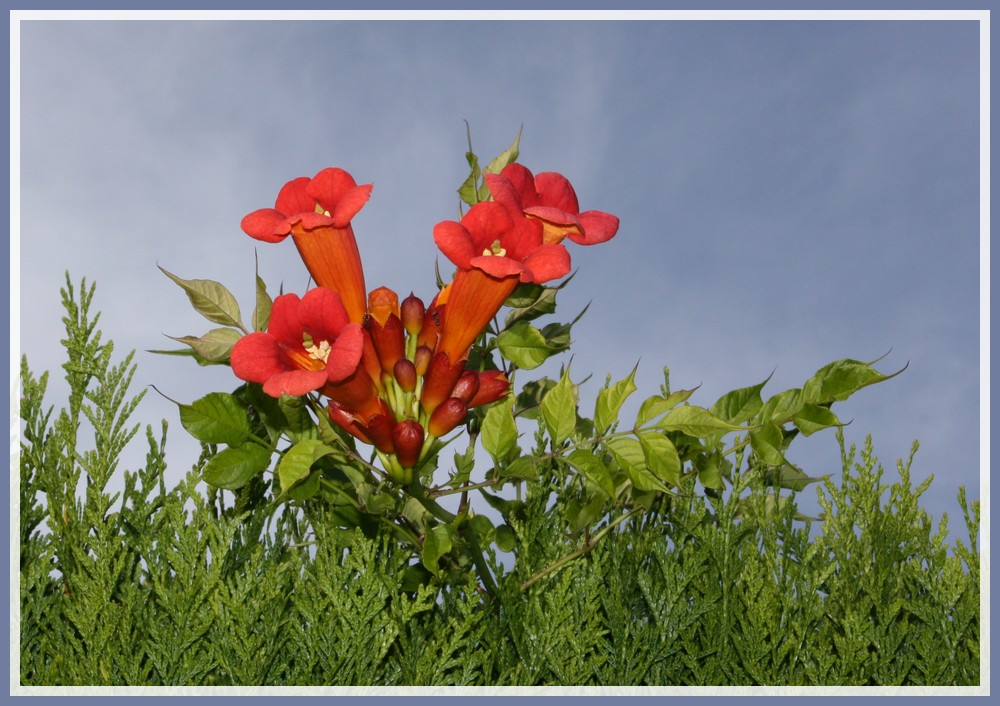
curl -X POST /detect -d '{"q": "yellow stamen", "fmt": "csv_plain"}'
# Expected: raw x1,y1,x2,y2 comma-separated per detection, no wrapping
305,339,332,363
482,240,507,257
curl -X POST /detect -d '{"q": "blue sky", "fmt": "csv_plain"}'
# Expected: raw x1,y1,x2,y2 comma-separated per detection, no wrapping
16,17,983,528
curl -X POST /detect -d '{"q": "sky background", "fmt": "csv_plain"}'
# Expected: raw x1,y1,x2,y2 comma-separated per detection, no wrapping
16,18,983,529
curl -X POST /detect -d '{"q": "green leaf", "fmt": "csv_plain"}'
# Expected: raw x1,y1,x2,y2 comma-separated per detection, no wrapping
657,405,743,438
607,437,670,493
480,126,522,200
695,452,725,490
764,463,829,492
159,266,243,329
635,386,698,427
637,431,682,487
711,376,769,424
504,285,558,327
421,524,453,577
481,396,519,462
202,443,271,490
802,358,902,404
515,377,556,419
793,403,844,436
179,392,250,446
541,369,577,447
252,267,272,333
759,387,804,424
168,327,242,364
567,448,616,499
497,321,552,370
278,439,338,493
595,365,638,435
750,423,787,467
499,455,537,481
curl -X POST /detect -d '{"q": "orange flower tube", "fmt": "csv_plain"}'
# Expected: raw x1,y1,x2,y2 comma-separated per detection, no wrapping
435,268,518,364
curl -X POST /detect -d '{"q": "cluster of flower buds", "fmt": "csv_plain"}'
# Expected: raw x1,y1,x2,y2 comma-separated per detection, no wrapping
231,160,618,484
326,286,509,482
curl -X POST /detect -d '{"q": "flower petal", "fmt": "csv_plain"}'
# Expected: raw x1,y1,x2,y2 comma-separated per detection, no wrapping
274,176,315,215
262,369,329,397
484,172,523,213
331,184,373,227
230,332,286,384
572,210,621,245
521,243,571,284
325,323,365,382
534,171,580,213
469,255,526,279
433,220,476,270
299,287,350,340
266,293,305,347
241,208,290,243
499,163,539,208
461,201,514,252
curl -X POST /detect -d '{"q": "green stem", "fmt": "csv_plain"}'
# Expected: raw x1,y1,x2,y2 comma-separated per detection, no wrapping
519,510,636,591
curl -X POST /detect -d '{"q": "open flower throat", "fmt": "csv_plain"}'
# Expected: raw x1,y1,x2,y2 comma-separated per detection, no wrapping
231,161,619,483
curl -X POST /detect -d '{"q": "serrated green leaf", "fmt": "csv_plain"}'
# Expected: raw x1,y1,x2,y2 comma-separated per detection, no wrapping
595,366,638,435
541,369,577,446
497,321,552,369
179,392,250,446
481,395,519,461
567,448,616,498
750,423,787,466
159,266,243,329
637,431,682,487
793,403,844,436
421,524,453,577
168,327,242,364
278,439,337,493
202,443,271,490
657,405,743,437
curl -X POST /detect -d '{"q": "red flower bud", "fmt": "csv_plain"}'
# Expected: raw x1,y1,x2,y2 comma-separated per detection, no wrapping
420,351,465,415
468,370,511,408
451,370,480,404
394,358,417,392
417,302,445,351
365,409,397,454
392,420,424,469
328,401,372,444
368,313,405,375
401,292,426,336
428,397,468,437
414,345,433,377
367,286,400,327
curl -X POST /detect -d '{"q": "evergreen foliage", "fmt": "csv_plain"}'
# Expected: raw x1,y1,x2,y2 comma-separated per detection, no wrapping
18,277,980,687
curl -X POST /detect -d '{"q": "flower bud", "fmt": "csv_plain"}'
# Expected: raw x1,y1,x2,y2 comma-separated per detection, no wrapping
414,345,433,377
468,370,511,408
417,303,445,351
366,409,397,454
394,358,417,392
392,420,424,469
368,312,405,374
400,292,425,335
328,401,372,444
451,370,480,404
420,351,465,415
367,286,400,327
428,397,468,437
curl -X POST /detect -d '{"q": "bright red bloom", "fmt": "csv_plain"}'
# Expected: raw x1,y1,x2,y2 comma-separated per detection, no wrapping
433,201,570,284
485,163,619,246
231,288,363,398
240,167,372,323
